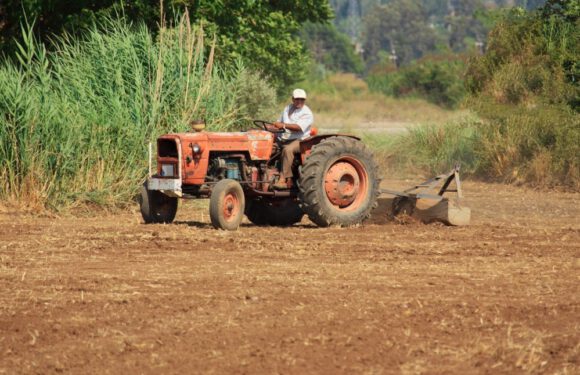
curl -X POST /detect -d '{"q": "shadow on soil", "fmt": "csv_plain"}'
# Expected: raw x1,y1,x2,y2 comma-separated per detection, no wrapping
172,221,318,229
171,198,396,229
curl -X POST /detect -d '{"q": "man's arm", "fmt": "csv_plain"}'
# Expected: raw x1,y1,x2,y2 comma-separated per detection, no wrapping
270,105,299,131
272,122,302,132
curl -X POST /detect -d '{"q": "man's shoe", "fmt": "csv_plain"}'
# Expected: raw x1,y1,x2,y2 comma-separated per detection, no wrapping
272,178,288,190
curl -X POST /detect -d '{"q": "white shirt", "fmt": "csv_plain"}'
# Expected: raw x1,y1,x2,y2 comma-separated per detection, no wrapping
278,104,314,141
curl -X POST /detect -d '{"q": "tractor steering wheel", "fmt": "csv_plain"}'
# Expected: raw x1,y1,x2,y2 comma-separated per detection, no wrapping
253,120,285,134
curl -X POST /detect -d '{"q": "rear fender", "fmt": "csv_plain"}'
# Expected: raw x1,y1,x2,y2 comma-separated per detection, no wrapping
299,135,361,163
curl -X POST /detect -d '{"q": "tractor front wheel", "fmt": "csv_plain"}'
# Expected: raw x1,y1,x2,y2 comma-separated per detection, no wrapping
298,137,379,227
210,179,245,230
140,181,178,224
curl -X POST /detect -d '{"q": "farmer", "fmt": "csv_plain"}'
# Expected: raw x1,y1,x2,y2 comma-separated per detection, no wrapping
270,88,314,189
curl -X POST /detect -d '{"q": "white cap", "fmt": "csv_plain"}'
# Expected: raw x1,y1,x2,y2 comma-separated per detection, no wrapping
292,88,307,99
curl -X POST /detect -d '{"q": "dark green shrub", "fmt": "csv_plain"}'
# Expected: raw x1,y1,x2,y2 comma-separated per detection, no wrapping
466,5,579,109
299,22,364,75
367,54,468,108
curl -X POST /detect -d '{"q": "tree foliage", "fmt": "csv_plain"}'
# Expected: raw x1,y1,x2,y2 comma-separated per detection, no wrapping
299,22,364,74
367,53,467,108
445,0,488,51
186,0,333,89
362,0,444,67
466,1,579,108
0,1,333,89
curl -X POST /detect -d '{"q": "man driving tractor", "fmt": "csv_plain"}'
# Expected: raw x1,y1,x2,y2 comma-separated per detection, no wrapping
270,88,314,189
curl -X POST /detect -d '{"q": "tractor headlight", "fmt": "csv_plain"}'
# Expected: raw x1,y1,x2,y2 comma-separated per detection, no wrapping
161,164,175,177
192,143,202,154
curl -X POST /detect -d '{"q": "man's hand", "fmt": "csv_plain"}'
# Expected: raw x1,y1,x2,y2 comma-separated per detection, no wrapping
272,121,285,129
265,122,284,132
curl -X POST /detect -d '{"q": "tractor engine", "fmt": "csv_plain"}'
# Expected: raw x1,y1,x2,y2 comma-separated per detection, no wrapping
207,156,243,181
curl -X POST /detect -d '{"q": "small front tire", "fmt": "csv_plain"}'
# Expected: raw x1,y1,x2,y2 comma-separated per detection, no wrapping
140,182,178,224
210,179,246,230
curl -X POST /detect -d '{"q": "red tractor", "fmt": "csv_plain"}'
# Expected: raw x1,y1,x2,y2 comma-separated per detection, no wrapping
140,121,379,230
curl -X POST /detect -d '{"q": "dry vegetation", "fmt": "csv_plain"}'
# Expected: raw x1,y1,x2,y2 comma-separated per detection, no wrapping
303,73,470,133
1,180,578,373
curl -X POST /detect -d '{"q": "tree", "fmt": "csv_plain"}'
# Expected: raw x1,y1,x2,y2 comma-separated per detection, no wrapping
539,0,579,21
299,22,364,74
186,0,333,90
362,0,443,67
445,0,487,51
0,1,334,89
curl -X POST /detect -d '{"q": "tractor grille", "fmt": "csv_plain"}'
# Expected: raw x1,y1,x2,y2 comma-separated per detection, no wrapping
157,138,179,178
158,139,178,158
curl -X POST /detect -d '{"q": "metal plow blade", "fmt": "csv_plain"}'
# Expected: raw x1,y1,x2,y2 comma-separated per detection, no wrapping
381,164,471,226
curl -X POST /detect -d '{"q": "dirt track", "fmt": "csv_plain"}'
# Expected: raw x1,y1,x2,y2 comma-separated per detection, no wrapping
1,180,579,374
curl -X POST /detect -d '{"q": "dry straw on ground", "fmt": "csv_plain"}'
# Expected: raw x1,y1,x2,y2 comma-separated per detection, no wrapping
1,180,578,373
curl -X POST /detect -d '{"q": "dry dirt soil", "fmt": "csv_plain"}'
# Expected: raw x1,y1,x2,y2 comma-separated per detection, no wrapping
0,180,579,374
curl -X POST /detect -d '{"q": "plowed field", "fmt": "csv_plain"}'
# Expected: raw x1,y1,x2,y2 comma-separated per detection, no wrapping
1,180,579,374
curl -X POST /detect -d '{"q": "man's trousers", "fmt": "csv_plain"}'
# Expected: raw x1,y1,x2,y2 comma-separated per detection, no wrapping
281,139,301,178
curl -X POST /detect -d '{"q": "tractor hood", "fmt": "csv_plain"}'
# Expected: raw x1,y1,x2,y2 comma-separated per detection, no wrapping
154,130,275,185
160,130,274,161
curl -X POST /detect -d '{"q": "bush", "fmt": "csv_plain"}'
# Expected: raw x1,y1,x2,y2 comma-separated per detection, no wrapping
367,54,468,108
231,65,278,127
469,100,579,186
465,6,579,109
369,3,579,189
381,107,579,189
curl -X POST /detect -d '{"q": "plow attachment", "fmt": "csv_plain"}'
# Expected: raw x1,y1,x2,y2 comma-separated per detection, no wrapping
381,164,471,226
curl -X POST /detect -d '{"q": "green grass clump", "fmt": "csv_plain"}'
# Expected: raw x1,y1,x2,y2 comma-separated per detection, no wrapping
471,102,579,187
365,116,481,177
371,107,579,189
0,16,276,210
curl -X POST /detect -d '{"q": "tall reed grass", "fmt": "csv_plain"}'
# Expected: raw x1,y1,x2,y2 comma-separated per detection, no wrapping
0,15,272,210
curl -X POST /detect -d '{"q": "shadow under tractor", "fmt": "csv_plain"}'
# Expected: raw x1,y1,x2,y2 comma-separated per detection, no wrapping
140,121,380,230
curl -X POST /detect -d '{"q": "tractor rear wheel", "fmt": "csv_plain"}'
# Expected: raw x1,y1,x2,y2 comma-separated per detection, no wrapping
298,136,379,227
245,198,304,226
210,179,245,230
140,182,178,224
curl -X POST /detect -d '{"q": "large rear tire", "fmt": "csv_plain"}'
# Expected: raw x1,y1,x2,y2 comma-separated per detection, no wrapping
298,137,379,227
140,181,178,224
245,198,304,226
210,179,245,230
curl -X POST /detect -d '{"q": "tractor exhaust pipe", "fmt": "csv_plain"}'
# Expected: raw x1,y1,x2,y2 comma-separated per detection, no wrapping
148,142,152,178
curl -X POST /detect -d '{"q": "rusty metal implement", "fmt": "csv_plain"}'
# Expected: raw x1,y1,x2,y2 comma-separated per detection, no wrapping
381,164,471,226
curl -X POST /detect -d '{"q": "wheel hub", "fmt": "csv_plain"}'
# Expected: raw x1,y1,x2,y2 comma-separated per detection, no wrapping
223,193,239,221
324,161,360,208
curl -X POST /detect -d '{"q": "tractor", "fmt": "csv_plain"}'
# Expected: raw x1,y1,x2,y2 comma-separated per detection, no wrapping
139,120,380,230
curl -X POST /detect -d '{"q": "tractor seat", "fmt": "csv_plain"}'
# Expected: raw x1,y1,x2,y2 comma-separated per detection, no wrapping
310,126,318,136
